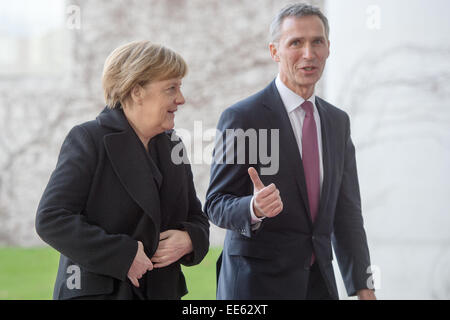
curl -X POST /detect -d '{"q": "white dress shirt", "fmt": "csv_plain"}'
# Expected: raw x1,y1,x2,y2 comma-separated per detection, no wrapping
250,75,324,225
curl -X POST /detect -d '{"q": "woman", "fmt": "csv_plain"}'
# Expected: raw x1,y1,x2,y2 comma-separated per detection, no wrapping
35,41,209,300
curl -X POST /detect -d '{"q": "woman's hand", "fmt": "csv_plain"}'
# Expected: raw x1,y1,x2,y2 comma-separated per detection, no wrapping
151,230,193,268
127,241,153,287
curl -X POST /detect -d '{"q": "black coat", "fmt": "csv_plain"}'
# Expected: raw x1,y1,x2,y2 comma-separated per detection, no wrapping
205,80,372,299
36,107,209,299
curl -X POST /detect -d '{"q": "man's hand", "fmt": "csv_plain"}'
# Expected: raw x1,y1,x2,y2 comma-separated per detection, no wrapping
127,241,153,288
151,230,193,268
357,289,376,300
248,167,283,218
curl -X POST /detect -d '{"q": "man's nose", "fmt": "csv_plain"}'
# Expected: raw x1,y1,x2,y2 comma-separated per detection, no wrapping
303,43,314,59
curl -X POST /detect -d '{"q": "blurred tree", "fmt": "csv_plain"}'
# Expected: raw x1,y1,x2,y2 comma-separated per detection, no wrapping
0,0,325,245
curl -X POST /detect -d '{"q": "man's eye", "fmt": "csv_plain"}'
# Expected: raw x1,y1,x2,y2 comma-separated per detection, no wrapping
291,40,300,46
314,39,323,44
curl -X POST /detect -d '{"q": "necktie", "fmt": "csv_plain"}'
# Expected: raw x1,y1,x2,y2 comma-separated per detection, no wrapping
301,100,320,265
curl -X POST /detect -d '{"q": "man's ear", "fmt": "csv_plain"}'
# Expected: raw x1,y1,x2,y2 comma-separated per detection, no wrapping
269,43,280,62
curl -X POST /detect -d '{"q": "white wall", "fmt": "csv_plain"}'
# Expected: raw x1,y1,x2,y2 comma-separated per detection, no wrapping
324,0,450,299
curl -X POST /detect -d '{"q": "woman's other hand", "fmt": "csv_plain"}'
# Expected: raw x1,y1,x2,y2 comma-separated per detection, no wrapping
151,230,193,268
127,241,153,287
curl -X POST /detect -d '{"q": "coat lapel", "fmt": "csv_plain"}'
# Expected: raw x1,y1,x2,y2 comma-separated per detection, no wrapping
149,132,185,229
97,107,161,231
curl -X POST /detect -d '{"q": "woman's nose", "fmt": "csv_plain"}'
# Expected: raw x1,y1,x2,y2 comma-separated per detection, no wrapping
176,90,185,105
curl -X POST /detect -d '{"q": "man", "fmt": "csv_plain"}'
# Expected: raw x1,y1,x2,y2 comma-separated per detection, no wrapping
205,3,376,300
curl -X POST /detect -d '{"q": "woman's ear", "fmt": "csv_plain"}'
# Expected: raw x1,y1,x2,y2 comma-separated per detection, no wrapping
130,84,143,105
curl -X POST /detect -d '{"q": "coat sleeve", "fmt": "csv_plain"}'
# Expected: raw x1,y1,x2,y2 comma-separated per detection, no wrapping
35,125,137,281
332,114,373,296
204,107,259,238
178,162,210,266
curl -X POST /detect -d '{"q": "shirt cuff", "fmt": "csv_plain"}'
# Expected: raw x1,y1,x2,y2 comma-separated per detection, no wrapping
250,196,265,224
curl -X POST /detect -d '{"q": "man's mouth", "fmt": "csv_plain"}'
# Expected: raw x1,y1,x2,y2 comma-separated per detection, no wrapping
298,66,319,76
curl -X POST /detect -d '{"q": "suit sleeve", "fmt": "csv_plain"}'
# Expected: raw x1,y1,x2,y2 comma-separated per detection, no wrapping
204,107,259,238
178,162,210,266
332,114,373,296
35,125,137,281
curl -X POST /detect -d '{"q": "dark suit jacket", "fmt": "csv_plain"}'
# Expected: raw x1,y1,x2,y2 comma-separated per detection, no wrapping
205,80,372,299
36,107,209,300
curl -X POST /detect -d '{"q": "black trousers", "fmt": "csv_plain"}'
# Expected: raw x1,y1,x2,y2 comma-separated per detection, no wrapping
67,273,184,300
68,277,147,300
305,262,335,300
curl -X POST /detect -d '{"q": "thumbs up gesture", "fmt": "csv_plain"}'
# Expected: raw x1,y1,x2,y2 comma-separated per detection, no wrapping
248,167,283,218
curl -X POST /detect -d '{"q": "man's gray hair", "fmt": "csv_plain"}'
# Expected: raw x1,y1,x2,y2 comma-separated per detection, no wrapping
269,3,330,43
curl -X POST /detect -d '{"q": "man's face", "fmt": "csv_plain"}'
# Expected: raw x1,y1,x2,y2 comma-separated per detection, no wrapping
270,15,330,98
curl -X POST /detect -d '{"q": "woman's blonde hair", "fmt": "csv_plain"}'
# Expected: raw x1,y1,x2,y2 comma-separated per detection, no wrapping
102,40,188,109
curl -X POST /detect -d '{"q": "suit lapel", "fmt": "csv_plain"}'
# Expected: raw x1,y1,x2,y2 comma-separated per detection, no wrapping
98,107,161,231
262,81,312,225
262,82,335,227
315,97,332,226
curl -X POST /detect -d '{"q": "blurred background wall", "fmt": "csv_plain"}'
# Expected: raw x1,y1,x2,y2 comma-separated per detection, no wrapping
324,0,450,299
0,0,448,299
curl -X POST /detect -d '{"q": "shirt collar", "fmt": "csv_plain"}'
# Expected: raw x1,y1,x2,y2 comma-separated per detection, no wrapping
275,74,316,114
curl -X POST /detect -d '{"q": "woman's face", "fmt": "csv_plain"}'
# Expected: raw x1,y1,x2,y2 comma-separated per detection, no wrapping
125,77,185,140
